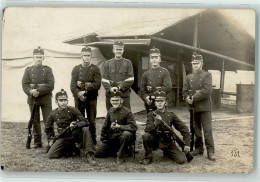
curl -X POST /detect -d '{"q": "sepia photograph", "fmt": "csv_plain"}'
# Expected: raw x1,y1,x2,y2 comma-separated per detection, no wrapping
1,7,255,173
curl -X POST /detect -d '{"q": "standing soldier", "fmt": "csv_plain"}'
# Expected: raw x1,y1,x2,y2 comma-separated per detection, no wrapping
22,46,54,148
95,91,138,165
102,41,134,110
70,46,101,146
45,89,96,164
142,90,190,165
183,54,216,161
140,47,172,113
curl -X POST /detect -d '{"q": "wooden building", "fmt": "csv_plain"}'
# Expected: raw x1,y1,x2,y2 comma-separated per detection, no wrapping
64,9,255,107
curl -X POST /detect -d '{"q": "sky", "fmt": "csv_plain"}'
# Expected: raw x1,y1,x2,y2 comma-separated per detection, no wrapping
2,8,255,57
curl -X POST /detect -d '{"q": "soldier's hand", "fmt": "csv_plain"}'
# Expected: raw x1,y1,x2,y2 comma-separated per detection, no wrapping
114,123,121,129
33,90,40,97
48,139,54,146
110,87,118,93
183,146,190,153
29,89,37,95
186,96,194,105
155,115,162,121
70,121,77,129
77,81,83,88
111,123,116,130
145,96,152,105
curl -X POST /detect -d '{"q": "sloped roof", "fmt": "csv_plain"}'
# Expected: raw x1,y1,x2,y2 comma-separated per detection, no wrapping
64,9,255,71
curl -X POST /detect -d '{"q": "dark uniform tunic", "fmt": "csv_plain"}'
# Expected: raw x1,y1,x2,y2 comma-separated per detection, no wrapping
70,64,101,145
95,106,138,159
45,106,94,159
183,69,215,154
142,110,190,164
22,65,54,145
140,67,172,112
102,58,134,110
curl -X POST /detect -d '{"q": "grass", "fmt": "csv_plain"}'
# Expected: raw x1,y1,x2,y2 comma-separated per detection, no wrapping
1,111,254,173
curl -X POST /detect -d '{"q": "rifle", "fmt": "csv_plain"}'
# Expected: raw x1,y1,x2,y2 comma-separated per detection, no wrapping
26,97,37,149
188,90,195,152
145,85,154,112
45,125,78,153
152,112,193,162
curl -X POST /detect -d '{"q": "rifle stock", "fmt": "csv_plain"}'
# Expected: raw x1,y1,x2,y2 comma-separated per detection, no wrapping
46,125,78,153
152,112,193,162
26,98,37,149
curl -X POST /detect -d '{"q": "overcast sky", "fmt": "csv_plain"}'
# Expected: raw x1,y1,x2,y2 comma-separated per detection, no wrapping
2,8,255,56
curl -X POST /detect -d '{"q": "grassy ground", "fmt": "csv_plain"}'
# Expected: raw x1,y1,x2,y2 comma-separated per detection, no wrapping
1,111,254,173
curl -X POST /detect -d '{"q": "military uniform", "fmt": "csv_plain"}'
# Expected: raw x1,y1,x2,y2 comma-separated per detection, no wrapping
95,106,138,160
102,42,134,110
142,110,190,164
45,105,94,159
140,66,172,112
183,69,215,154
22,48,54,146
183,54,215,158
70,63,101,145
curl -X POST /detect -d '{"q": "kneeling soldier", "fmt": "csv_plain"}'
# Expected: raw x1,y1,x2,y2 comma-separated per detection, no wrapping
95,91,138,165
45,89,96,164
142,90,190,165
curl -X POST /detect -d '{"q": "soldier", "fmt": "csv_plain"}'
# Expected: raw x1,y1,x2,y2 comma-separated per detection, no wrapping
44,89,96,164
95,91,138,165
140,47,172,113
140,48,172,113
102,41,134,110
142,90,190,165
183,54,216,161
22,46,54,148
70,46,101,146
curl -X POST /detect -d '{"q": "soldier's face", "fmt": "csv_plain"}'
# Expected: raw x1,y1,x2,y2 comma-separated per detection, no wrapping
155,99,166,110
150,54,161,68
56,98,68,109
192,61,203,71
113,46,124,59
81,52,92,63
33,55,44,66
110,98,123,108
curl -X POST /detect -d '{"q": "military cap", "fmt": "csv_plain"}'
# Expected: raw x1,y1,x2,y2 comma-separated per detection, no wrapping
154,89,167,101
81,46,92,54
110,90,123,99
149,47,160,55
55,89,68,100
113,41,124,46
33,46,44,55
191,54,203,63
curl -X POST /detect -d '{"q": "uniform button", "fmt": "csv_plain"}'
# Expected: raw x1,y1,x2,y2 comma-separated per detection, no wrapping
159,76,160,77
200,85,201,86
58,119,59,121
43,69,45,71
191,80,192,81
160,71,161,72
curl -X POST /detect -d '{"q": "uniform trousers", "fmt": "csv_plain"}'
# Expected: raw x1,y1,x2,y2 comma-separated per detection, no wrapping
95,131,134,159
47,127,94,159
193,111,215,153
29,103,52,145
142,132,186,164
75,97,97,145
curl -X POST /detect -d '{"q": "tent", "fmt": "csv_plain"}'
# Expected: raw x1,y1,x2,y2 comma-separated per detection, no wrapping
1,41,145,122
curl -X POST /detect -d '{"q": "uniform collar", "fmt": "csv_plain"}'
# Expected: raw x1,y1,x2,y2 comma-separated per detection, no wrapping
111,105,123,112
81,62,91,67
192,69,203,74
